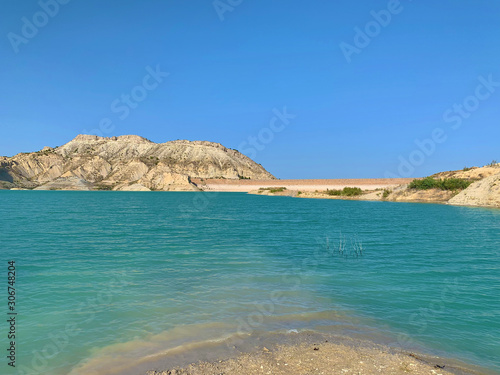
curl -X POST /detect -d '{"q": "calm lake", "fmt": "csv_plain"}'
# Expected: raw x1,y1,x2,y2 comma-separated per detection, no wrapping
2,191,499,374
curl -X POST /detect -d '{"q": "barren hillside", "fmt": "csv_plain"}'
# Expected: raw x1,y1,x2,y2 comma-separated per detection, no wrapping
0,135,275,191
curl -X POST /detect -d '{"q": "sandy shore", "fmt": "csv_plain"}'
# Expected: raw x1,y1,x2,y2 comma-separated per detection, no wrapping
144,332,486,375
191,178,413,192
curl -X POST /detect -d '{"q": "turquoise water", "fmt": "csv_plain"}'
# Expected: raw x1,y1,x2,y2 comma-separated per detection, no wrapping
1,191,499,374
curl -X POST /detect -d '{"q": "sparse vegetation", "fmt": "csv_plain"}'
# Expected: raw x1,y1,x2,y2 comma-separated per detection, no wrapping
382,189,391,199
34,148,55,156
270,187,286,193
141,156,160,167
326,187,363,197
258,187,287,193
408,177,437,190
328,233,364,259
238,175,251,179
326,189,341,196
409,177,472,191
488,160,498,167
463,166,473,171
94,184,114,191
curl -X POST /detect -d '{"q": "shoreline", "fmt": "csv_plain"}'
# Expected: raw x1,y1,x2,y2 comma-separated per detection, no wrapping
140,330,493,375
245,188,500,211
194,173,500,209
66,319,497,375
252,189,500,210
4,188,499,210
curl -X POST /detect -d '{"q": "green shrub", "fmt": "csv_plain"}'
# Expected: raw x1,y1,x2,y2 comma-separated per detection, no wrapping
269,187,286,193
326,187,362,197
326,189,342,196
409,177,471,191
439,178,472,190
259,187,286,193
409,177,437,190
382,189,391,199
343,187,363,196
463,166,472,171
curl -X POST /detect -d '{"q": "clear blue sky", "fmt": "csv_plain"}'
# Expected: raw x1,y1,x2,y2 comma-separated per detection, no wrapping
1,0,499,179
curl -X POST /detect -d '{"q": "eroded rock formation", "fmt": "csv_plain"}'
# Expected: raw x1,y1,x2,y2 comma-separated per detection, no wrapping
0,135,275,191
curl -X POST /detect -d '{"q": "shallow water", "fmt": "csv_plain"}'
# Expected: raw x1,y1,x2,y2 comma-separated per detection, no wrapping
1,191,499,374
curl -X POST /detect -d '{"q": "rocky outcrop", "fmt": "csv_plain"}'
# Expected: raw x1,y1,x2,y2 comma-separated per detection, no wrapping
448,171,500,208
137,164,198,191
373,165,500,208
114,183,151,192
34,177,93,191
0,135,275,191
383,184,456,203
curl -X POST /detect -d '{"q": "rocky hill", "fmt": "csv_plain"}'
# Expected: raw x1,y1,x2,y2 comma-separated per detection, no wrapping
0,135,275,191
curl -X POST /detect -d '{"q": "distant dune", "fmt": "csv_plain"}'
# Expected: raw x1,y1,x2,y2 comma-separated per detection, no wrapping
191,178,413,192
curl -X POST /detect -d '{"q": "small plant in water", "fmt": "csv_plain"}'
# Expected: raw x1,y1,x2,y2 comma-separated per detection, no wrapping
326,231,364,259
